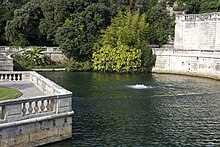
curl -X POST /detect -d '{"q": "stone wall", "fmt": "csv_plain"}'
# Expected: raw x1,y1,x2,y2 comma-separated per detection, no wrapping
0,71,73,146
174,12,220,50
0,53,13,71
153,12,220,80
152,48,220,80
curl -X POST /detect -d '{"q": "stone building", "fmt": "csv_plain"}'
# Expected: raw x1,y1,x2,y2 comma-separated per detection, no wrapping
153,12,220,80
174,12,220,50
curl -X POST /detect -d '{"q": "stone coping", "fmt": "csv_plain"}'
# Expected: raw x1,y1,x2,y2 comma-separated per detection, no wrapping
176,12,220,21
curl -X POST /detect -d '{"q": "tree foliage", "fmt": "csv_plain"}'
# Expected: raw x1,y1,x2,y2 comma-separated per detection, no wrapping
0,0,29,44
55,2,111,61
92,10,155,73
5,2,43,46
3,0,219,72
13,46,53,70
39,0,70,44
146,3,174,46
172,0,220,14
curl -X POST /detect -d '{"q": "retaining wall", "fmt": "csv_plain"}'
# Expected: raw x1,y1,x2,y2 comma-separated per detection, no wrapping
0,71,73,146
152,48,220,80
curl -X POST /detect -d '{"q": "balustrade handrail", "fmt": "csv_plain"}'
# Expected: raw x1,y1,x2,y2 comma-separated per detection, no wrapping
0,71,71,95
0,93,71,106
0,71,73,123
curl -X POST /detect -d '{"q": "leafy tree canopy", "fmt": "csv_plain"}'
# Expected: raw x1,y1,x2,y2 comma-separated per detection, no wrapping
55,2,111,61
5,2,43,46
92,10,155,73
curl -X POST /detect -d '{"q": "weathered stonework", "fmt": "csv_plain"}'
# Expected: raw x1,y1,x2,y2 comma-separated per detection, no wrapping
153,48,220,79
0,54,13,71
0,72,74,146
175,12,220,50
153,12,220,80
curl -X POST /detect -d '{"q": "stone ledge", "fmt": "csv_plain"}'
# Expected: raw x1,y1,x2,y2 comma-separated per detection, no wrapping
0,111,74,129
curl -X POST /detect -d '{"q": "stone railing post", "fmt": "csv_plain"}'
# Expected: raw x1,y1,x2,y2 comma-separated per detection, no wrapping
4,103,22,122
57,94,72,114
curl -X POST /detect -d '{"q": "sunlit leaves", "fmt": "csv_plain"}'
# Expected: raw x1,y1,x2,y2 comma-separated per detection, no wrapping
92,10,155,73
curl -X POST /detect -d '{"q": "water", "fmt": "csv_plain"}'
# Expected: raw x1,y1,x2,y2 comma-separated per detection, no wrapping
40,72,220,146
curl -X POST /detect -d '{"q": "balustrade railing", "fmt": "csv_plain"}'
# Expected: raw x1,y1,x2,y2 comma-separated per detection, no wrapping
0,73,22,81
22,98,56,116
0,71,72,123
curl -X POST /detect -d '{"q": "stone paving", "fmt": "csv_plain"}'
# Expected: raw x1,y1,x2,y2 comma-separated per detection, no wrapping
0,81,45,98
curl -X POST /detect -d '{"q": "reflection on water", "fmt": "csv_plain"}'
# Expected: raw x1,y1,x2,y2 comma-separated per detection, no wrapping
40,72,220,146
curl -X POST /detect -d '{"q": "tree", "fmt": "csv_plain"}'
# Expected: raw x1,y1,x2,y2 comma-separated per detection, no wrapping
5,2,43,46
39,0,70,45
200,0,220,13
0,0,29,45
146,3,173,46
92,10,155,73
55,2,111,61
173,0,220,14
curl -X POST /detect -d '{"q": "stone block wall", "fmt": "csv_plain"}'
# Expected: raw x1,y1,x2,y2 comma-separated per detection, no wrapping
153,48,220,80
0,115,72,147
174,12,220,50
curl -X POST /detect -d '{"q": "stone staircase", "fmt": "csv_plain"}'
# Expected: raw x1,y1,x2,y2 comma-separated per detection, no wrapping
0,52,13,71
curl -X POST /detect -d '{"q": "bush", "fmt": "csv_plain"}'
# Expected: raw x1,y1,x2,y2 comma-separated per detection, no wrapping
92,10,155,73
13,46,55,70
92,42,142,73
65,59,92,72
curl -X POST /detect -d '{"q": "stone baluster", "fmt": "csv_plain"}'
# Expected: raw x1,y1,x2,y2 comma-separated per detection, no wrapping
46,100,50,111
0,75,3,81
8,74,12,81
28,102,33,114
40,100,45,112
13,74,16,81
22,103,27,116
34,101,39,113
19,74,22,81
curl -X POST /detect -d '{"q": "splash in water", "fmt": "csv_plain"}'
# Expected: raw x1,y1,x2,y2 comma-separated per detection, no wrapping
127,84,153,89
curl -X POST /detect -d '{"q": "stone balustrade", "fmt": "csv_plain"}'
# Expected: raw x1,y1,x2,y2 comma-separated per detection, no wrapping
0,46,66,62
0,46,60,53
176,12,220,21
0,71,73,146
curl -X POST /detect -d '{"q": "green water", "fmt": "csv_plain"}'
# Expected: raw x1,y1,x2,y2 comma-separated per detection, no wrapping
40,72,220,146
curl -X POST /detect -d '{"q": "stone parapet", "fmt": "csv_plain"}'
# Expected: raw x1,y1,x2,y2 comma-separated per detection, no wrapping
0,71,73,146
176,12,220,21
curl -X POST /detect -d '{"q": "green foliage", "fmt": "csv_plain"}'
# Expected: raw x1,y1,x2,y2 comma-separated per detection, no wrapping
65,59,92,72
173,0,220,14
5,2,43,45
93,42,142,73
199,0,220,13
39,0,70,44
0,0,29,45
13,46,54,70
55,2,111,61
146,3,173,46
92,10,155,73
